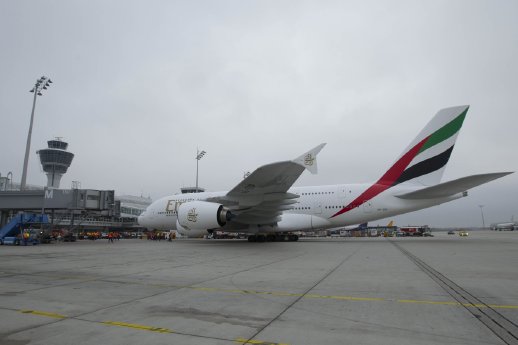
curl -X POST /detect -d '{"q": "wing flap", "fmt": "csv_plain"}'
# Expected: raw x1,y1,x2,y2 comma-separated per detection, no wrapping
396,172,513,200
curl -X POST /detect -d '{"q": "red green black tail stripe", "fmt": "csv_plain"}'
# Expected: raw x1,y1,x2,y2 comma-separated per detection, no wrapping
330,108,467,219
330,136,428,218
394,146,454,185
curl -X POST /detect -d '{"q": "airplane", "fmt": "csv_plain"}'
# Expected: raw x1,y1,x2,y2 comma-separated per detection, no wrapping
138,105,512,242
490,222,517,231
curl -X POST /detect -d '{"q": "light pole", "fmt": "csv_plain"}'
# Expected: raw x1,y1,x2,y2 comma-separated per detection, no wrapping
479,205,485,229
21,76,53,190
195,149,206,193
7,172,13,190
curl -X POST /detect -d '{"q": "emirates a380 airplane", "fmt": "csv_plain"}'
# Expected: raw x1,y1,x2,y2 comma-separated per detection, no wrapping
138,105,511,241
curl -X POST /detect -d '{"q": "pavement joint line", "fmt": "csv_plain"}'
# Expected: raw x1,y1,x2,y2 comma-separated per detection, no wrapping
234,337,289,345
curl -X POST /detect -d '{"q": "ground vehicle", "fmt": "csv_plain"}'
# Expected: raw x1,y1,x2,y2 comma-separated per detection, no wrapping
39,234,53,244
2,237,20,245
459,230,469,237
399,226,430,236
2,236,39,245
447,230,455,235
63,233,77,242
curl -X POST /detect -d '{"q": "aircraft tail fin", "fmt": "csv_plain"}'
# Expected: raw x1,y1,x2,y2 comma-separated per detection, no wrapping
377,105,469,187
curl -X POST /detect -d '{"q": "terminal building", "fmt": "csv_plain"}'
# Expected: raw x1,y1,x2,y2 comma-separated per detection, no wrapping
118,195,153,218
1,138,152,241
0,180,151,235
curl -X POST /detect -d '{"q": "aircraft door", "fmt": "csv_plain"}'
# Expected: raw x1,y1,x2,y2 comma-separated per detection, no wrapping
312,202,322,214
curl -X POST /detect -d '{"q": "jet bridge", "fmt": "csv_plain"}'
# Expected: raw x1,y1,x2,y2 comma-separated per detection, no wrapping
0,189,116,228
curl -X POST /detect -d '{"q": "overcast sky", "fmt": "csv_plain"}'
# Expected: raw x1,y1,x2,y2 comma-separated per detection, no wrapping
1,1,517,227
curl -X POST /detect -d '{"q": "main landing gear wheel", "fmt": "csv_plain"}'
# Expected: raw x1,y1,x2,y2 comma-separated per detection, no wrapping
288,234,299,241
247,234,299,242
266,234,276,242
247,235,266,242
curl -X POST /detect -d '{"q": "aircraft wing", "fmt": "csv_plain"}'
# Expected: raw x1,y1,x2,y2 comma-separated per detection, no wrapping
395,172,513,200
208,143,326,225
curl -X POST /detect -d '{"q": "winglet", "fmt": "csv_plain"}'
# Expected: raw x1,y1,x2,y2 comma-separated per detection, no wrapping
292,143,326,174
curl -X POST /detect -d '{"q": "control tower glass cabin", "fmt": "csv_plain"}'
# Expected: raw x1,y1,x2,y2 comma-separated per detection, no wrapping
37,139,74,188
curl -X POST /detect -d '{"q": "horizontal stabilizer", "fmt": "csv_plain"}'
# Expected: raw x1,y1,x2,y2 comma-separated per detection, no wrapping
395,172,513,200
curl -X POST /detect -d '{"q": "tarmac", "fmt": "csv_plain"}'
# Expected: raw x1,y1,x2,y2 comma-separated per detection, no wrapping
0,230,517,345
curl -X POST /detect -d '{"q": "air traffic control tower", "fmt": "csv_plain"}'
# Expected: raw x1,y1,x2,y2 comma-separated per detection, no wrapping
37,138,74,188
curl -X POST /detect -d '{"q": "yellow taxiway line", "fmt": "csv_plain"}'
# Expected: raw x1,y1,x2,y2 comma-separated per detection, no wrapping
19,310,67,319
101,321,174,333
189,286,518,309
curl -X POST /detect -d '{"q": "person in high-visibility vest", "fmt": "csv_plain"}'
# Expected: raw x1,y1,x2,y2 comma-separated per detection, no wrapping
23,231,30,245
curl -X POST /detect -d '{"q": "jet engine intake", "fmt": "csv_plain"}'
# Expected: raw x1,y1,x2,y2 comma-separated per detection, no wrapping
177,201,232,230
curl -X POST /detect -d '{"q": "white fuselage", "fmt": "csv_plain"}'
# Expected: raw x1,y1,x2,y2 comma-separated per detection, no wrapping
138,183,463,237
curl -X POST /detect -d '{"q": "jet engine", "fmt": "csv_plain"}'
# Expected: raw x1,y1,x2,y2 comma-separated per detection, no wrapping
175,219,207,237
177,201,232,230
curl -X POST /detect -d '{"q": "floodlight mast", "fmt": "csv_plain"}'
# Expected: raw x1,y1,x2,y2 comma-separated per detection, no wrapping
479,205,486,229
195,149,206,193
20,76,52,190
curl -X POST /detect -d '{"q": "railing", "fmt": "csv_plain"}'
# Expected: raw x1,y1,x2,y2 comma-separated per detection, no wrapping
47,214,138,227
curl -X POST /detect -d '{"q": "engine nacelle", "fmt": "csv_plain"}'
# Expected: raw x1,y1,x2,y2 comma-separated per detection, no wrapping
175,219,207,237
177,201,231,231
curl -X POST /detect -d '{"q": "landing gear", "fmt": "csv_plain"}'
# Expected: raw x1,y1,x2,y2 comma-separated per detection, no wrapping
247,233,299,242
288,234,299,241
